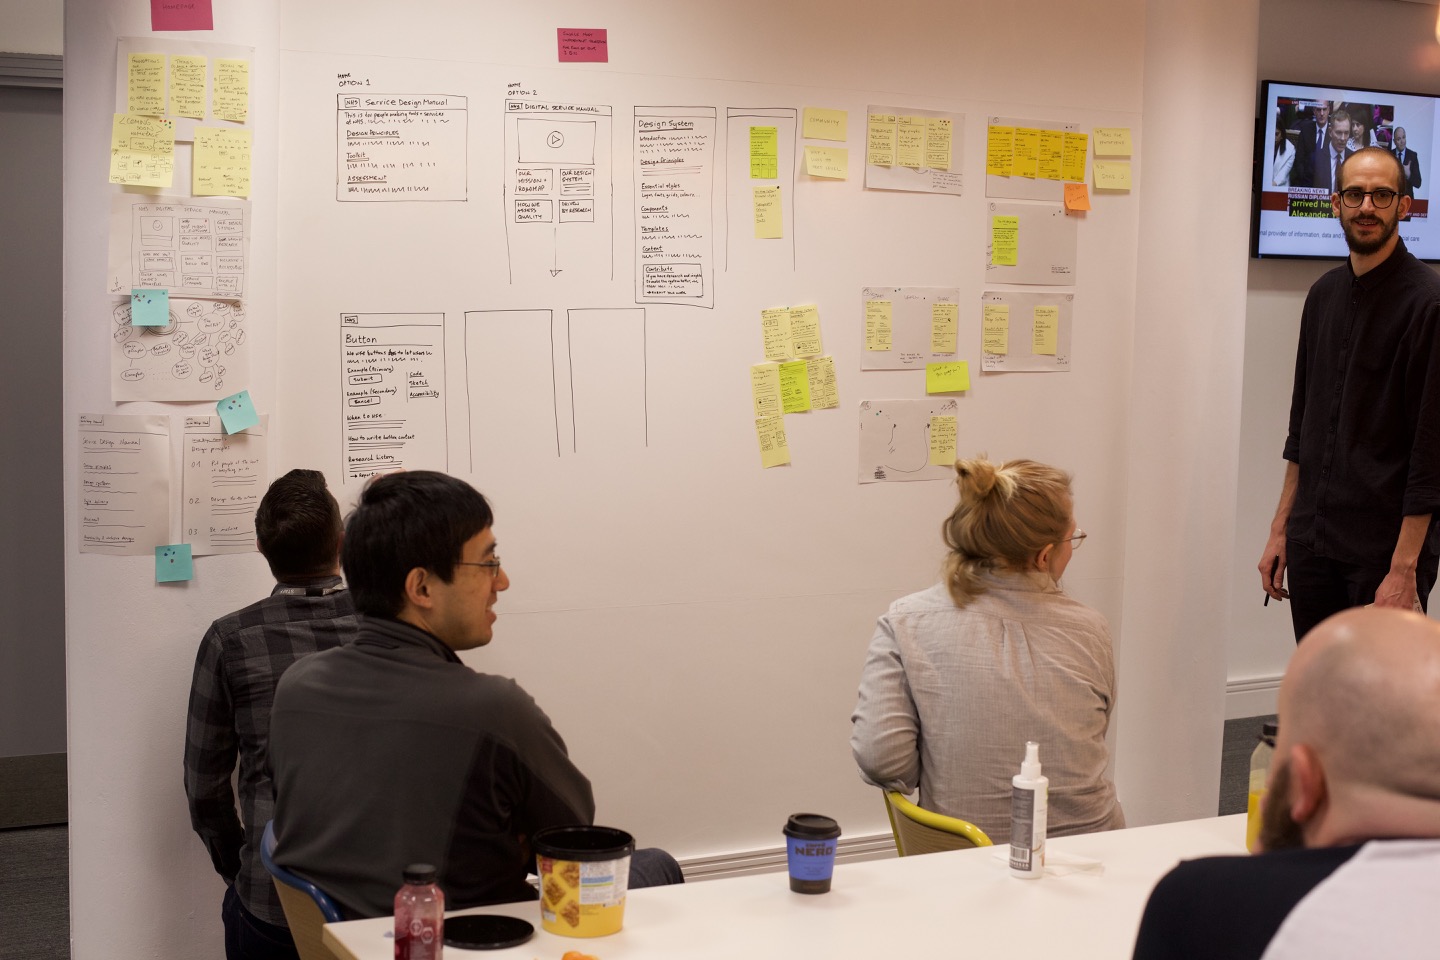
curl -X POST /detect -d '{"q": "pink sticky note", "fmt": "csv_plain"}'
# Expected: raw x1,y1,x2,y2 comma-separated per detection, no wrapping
558,28,609,63
151,0,214,31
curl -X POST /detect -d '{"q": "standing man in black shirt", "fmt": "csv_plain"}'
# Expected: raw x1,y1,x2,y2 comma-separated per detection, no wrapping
1258,147,1440,641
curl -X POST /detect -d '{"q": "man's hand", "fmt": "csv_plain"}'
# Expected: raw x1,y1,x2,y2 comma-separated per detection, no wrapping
1373,567,1418,609
1259,533,1289,602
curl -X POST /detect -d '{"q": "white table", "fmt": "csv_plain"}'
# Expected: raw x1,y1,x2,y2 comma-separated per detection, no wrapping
324,814,1246,960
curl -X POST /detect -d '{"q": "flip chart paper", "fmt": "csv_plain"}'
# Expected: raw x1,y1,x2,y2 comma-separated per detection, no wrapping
1094,160,1133,190
217,389,259,434
761,308,792,361
807,357,839,409
193,127,251,197
986,125,1015,176
990,215,1019,266
131,288,170,327
168,55,206,118
789,304,822,357
1032,306,1059,354
557,28,609,62
753,187,783,239
803,107,848,141
858,399,957,483
79,414,170,555
750,126,779,179
1063,182,1091,211
755,416,790,468
931,302,958,353
182,415,268,555
109,114,175,187
865,300,893,350
929,415,958,466
803,145,849,179
751,363,782,417
1093,127,1133,156
155,544,194,582
926,362,970,394
212,59,249,123
867,114,896,166
982,304,1009,355
128,54,166,115
1061,132,1089,182
151,0,213,31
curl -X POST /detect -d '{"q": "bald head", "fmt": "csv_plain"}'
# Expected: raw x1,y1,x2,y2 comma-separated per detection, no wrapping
1273,608,1440,845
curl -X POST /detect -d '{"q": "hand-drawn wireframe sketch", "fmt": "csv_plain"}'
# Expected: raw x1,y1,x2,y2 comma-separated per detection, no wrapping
859,286,962,371
464,308,648,464
336,93,468,200
984,115,1082,202
111,297,249,401
503,97,613,283
984,200,1078,285
181,415,268,556
980,291,1074,372
725,107,797,273
634,106,717,308
78,413,171,555
340,313,448,484
857,399,958,483
863,106,965,196
107,195,250,299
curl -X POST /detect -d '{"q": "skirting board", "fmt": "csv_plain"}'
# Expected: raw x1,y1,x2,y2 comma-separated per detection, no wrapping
679,832,897,882
1225,674,1282,720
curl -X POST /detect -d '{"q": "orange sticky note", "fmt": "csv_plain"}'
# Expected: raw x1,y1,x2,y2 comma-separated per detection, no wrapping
1063,182,1091,211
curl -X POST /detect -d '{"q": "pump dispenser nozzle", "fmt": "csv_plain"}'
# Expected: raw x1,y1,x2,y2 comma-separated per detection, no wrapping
1020,741,1042,780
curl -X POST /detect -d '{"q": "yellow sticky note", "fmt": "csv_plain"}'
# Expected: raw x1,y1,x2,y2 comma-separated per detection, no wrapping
803,107,848,142
896,115,925,169
1063,181,1091,211
755,415,791,468
1013,127,1040,178
761,307,792,361
128,53,166,116
751,363,782,417
1061,132,1089,182
169,55,206,119
807,356,839,410
789,304,823,357
865,300,893,351
925,118,953,171
753,186,783,239
779,360,812,413
931,302,958,353
982,304,1009,355
929,415,957,466
990,215,1019,267
193,127,252,197
804,145,849,179
750,126,778,179
926,362,970,394
109,114,175,187
1094,127,1133,157
866,114,896,166
213,59,249,123
1094,160,1133,191
1032,305,1059,355
1036,129,1064,180
986,125,1015,176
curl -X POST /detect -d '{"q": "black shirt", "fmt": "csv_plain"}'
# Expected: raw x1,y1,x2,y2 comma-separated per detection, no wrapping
1284,239,1440,566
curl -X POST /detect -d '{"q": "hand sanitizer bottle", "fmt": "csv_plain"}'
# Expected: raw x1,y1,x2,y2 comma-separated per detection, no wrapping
1009,741,1048,879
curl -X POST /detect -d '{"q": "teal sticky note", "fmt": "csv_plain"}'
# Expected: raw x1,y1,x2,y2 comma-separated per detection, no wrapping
155,544,194,583
217,390,259,434
131,288,170,327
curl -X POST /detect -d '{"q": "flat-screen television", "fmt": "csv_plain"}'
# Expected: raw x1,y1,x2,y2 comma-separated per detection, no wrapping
1253,79,1439,261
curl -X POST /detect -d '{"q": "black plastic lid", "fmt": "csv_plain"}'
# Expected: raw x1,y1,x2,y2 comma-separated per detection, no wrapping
402,863,437,884
1262,721,1278,737
531,825,635,861
443,915,534,950
783,813,841,840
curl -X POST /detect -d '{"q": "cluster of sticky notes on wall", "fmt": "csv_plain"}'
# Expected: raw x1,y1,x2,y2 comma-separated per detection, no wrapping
867,113,953,171
751,304,840,467
987,125,1088,182
1093,127,1133,191
800,107,850,180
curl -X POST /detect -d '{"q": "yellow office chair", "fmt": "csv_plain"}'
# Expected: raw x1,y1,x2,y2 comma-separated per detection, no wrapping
260,821,345,960
883,790,992,856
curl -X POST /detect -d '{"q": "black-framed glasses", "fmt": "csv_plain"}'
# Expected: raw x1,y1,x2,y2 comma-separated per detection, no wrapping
455,557,502,574
1064,529,1087,550
1338,188,1398,209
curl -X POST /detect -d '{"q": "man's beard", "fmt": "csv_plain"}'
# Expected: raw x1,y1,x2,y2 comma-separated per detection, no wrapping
1258,761,1306,852
1341,208,1398,256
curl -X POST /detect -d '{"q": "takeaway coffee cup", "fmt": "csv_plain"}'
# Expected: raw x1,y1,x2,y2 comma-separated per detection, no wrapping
532,826,634,938
783,813,841,893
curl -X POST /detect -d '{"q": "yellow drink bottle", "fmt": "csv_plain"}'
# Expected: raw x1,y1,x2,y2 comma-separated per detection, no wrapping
1245,721,1278,852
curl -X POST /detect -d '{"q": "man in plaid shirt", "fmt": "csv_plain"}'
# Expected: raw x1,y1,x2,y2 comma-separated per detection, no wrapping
183,469,358,960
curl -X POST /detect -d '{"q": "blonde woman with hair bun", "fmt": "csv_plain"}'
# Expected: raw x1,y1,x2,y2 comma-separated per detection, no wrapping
850,455,1124,842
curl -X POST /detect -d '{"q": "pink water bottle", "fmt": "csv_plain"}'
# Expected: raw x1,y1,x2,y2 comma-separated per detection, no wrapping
394,863,444,960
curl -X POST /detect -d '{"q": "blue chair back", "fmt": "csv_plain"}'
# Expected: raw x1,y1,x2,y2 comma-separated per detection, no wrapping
260,820,344,924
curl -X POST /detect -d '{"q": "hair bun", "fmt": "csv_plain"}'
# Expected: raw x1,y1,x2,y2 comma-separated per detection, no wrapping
955,455,1014,502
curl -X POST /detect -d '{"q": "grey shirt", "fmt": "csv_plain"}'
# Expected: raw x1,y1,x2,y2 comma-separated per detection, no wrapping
851,571,1123,843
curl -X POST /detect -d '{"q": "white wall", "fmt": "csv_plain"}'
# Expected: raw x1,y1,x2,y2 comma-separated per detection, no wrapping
0,0,62,55
1226,0,1440,713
